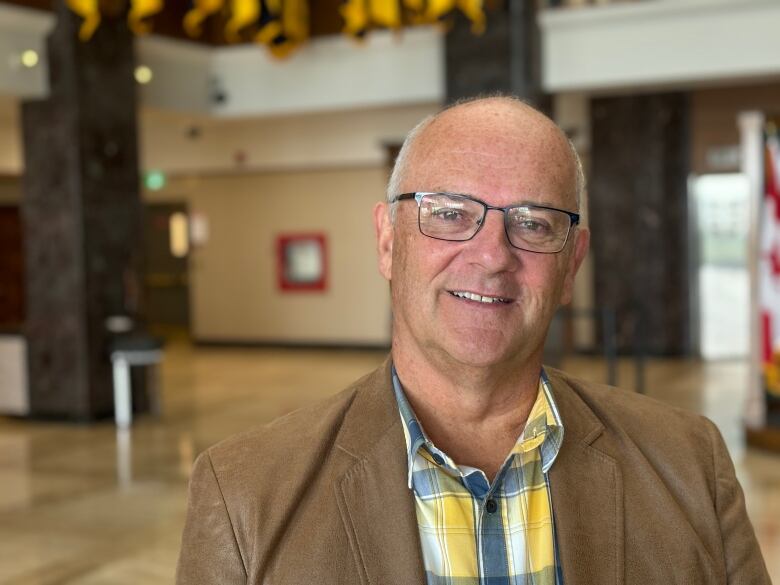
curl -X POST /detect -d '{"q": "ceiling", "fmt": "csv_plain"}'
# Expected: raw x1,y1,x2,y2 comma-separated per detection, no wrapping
0,0,348,45
1,0,506,46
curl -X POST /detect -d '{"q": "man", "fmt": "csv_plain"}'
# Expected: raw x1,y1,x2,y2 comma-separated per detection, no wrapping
176,97,770,584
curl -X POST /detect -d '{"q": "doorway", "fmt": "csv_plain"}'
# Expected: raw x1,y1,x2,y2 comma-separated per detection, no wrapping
143,203,191,333
0,206,24,330
690,173,751,359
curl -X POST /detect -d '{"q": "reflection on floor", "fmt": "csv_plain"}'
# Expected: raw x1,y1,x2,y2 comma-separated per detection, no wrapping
0,342,778,584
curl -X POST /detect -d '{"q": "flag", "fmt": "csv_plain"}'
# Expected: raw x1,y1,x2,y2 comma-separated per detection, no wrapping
128,0,163,34
66,0,100,41
760,121,780,397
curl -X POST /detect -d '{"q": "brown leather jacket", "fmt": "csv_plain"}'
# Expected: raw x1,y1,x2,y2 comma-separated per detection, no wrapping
176,359,770,584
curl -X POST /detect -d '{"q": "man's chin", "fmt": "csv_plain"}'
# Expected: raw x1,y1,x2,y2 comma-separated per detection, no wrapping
437,336,530,370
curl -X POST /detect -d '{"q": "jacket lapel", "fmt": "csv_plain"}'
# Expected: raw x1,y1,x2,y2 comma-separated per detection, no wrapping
333,358,427,585
547,369,624,585
331,362,625,585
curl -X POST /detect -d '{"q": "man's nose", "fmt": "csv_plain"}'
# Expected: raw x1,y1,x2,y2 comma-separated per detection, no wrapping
468,209,518,272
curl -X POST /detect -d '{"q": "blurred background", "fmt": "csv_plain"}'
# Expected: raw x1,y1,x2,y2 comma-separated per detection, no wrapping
0,0,779,582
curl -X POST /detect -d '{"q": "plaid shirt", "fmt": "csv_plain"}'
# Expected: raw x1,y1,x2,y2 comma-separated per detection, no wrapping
392,367,564,585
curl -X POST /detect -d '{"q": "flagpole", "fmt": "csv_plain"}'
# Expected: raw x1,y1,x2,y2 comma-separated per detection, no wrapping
739,110,766,430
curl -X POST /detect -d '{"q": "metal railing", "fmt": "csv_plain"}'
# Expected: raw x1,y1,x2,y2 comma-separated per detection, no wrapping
544,306,647,394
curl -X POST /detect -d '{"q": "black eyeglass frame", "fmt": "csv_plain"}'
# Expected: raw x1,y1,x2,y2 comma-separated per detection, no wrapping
392,191,581,254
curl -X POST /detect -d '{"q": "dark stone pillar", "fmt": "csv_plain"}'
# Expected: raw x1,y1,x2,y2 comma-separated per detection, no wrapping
21,0,144,420
445,0,548,111
590,93,690,355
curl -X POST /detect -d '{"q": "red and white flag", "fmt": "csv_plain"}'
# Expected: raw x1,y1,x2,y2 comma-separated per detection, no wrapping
760,123,780,396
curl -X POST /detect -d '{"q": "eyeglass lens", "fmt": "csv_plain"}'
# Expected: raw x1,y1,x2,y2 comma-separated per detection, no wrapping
418,193,572,253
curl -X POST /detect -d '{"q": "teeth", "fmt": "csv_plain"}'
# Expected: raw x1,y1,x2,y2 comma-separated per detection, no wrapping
450,291,509,304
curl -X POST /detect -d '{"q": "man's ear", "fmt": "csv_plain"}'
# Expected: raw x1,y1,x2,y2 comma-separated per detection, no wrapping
373,201,393,281
560,226,590,306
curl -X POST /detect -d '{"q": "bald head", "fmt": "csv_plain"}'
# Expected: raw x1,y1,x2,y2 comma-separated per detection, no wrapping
373,95,591,382
387,97,584,216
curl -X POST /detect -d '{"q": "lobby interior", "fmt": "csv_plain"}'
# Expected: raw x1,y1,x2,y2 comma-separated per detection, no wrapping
1,0,780,582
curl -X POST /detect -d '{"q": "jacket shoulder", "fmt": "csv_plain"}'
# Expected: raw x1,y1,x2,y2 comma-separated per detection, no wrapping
204,371,368,474
546,366,718,455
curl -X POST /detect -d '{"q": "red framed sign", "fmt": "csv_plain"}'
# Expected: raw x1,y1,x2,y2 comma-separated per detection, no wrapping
276,233,328,292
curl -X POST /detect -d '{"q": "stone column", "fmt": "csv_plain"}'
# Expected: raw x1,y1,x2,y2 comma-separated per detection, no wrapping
445,0,548,111
589,93,691,355
21,0,144,420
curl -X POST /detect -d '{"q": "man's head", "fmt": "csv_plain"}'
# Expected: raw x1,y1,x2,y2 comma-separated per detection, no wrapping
373,96,589,372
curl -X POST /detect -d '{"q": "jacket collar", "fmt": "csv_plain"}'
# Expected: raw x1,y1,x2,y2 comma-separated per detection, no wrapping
546,368,624,585
332,356,427,585
332,359,623,585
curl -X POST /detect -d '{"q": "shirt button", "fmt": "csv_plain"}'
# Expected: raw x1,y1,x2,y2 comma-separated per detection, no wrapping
432,453,445,465
485,499,498,514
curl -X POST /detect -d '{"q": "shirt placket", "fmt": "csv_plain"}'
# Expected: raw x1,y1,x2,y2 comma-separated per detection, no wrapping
463,461,513,585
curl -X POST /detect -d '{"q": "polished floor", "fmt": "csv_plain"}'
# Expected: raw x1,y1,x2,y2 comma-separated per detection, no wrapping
0,341,778,584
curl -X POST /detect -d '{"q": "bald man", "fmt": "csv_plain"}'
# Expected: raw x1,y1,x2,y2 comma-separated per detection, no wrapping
176,97,770,585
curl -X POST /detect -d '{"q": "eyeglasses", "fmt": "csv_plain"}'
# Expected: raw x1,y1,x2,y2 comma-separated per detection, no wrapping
392,192,580,254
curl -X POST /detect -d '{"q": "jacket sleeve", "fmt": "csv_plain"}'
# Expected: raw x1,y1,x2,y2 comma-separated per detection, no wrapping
176,451,247,585
705,419,771,584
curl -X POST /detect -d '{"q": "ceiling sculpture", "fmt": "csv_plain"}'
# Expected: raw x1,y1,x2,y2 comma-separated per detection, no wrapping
61,0,486,57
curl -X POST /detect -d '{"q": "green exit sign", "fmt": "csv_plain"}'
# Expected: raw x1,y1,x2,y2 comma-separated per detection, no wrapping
144,170,166,191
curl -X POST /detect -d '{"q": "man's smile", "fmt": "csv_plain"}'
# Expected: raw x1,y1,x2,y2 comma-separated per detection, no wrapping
447,290,514,304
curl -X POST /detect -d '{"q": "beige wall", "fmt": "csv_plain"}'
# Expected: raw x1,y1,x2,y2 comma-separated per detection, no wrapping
691,81,780,174
140,103,437,175
554,92,595,349
0,96,21,175
147,167,391,345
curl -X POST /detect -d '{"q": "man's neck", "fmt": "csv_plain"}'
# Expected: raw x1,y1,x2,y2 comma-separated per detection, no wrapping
392,341,543,482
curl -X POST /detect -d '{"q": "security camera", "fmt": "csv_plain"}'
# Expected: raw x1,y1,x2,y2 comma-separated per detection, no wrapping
208,77,228,105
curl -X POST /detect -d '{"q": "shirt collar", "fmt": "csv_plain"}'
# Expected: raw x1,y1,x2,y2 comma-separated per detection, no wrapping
391,365,565,488
391,367,427,488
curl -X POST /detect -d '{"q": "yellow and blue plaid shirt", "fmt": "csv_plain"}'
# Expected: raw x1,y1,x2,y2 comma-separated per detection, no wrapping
392,367,564,585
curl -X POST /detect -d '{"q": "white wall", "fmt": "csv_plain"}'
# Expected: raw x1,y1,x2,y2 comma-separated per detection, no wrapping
136,37,213,114
210,27,444,118
0,4,50,100
541,0,780,92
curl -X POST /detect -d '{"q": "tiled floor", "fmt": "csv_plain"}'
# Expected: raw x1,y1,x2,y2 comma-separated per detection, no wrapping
0,341,778,584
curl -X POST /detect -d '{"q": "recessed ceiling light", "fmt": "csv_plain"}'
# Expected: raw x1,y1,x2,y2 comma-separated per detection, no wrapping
134,65,153,84
21,50,39,68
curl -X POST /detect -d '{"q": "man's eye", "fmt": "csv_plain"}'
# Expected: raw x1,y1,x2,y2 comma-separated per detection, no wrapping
517,219,550,233
518,219,546,232
433,208,465,221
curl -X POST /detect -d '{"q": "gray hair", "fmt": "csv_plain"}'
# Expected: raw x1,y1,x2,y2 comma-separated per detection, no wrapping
386,97,586,221
386,113,435,221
